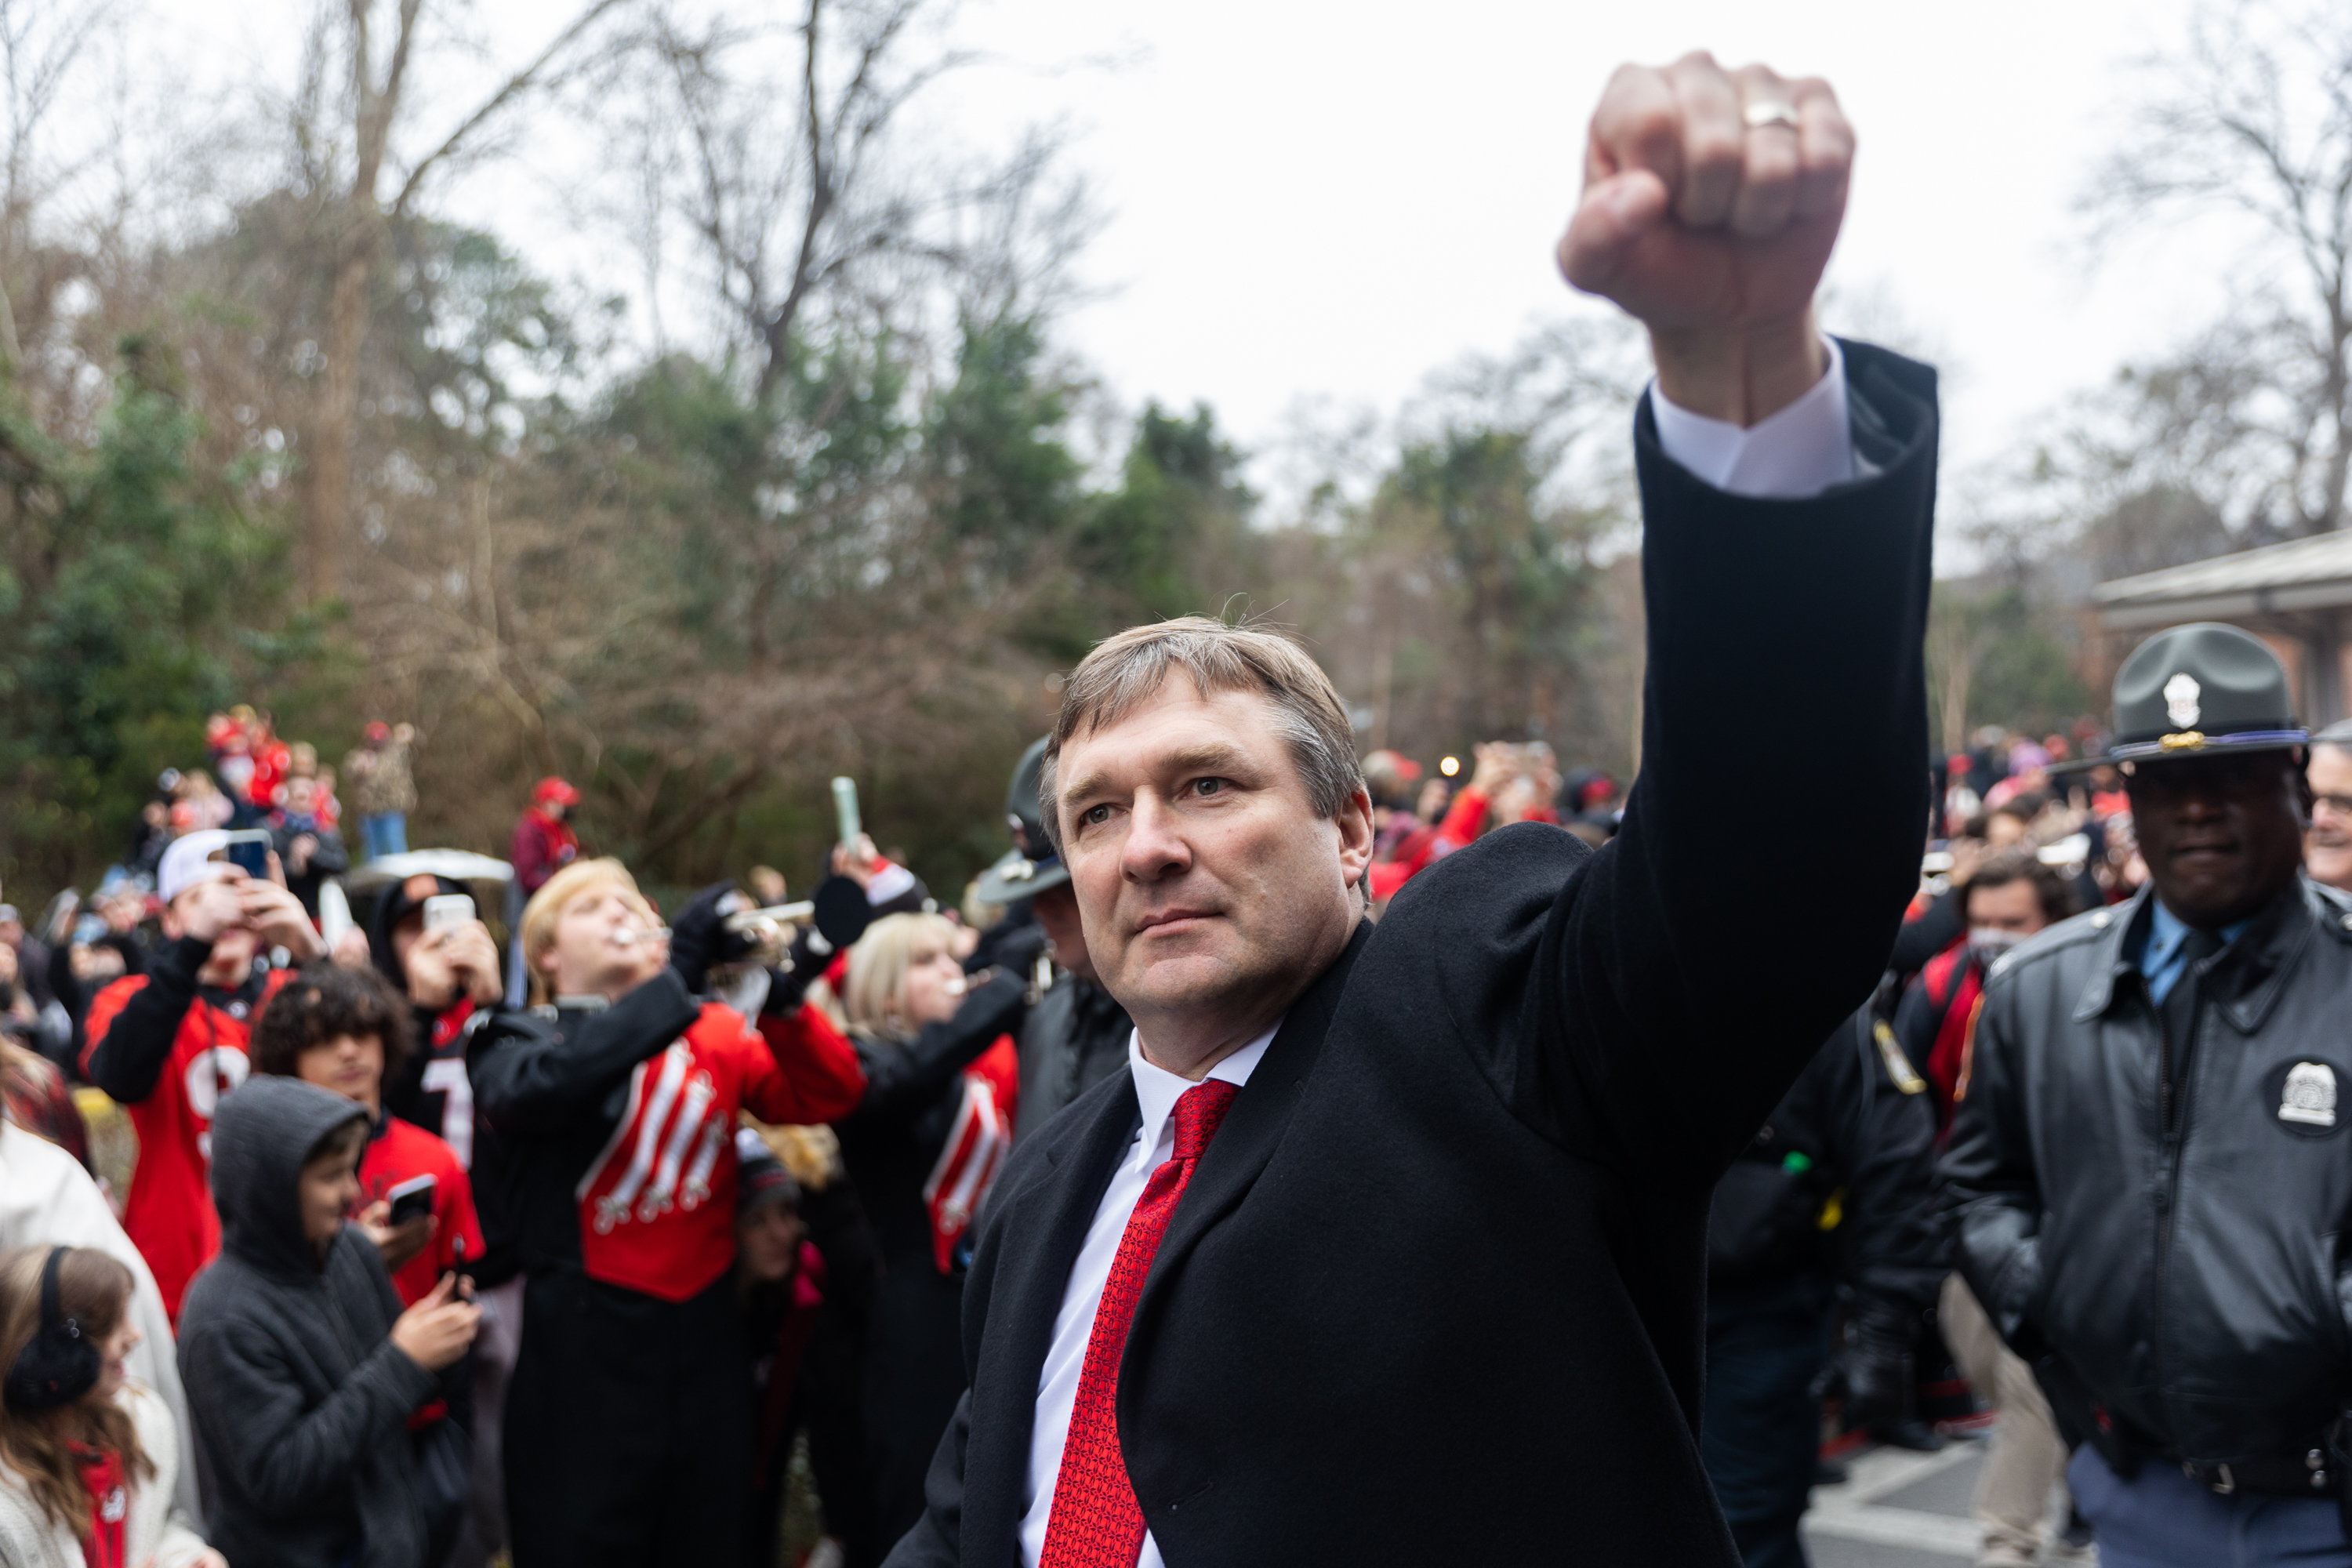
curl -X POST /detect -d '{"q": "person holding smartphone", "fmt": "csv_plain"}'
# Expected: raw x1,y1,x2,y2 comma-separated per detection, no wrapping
178,1076,481,1568
81,829,325,1321
251,962,485,1308
367,874,503,1168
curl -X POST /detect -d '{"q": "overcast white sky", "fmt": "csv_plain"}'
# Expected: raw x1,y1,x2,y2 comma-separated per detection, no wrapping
147,0,2257,545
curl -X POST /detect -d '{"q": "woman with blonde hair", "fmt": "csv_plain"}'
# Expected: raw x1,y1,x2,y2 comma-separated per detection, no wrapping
835,909,1042,1549
0,1244,220,1567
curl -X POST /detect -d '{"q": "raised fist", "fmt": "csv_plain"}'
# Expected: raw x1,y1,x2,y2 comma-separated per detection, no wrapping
1559,53,1853,423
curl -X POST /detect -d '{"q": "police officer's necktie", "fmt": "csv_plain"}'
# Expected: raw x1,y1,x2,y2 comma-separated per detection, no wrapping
1039,1078,1239,1568
2160,926,2225,1131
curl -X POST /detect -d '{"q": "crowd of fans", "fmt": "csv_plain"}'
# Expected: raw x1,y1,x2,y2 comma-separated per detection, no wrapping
0,696,2341,1568
0,708,1653,1568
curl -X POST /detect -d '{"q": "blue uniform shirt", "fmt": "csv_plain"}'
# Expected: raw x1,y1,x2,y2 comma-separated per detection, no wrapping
2140,898,2253,1006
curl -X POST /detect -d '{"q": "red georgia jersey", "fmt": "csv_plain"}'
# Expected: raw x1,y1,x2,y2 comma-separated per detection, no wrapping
359,1116,486,1307
575,1001,858,1301
83,970,291,1321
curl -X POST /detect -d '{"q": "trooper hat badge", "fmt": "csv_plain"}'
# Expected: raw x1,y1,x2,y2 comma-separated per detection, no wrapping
974,736,1069,906
2076,622,2309,770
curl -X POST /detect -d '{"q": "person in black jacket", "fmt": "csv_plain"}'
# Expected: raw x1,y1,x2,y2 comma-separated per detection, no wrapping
737,1132,884,1568
176,1075,479,1568
1893,854,2079,1568
1704,1006,1947,1568
368,872,504,1161
360,870,516,1568
268,776,351,921
470,859,870,1568
835,910,1041,1550
972,739,1134,1143
40,891,151,1080
1944,622,2352,1568
884,52,1935,1568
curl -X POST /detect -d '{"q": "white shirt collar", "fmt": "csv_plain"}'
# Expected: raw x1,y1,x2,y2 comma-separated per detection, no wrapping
1127,1023,1279,1155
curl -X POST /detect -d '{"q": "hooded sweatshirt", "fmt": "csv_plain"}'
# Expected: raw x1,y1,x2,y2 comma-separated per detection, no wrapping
176,1076,441,1568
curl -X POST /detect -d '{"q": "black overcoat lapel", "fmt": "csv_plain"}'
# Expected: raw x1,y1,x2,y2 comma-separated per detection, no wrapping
1121,922,1370,1361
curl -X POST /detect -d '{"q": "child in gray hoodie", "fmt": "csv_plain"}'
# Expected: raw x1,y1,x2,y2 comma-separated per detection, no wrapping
176,1074,479,1568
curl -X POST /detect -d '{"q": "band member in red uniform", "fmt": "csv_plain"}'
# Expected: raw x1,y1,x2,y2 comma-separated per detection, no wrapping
836,911,1040,1548
81,830,324,1320
471,858,869,1567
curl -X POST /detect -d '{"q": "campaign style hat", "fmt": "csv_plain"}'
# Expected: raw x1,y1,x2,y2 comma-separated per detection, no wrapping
2101,622,2307,766
974,737,1069,906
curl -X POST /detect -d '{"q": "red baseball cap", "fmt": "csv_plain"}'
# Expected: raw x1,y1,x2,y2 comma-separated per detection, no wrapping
534,776,581,807
364,720,391,742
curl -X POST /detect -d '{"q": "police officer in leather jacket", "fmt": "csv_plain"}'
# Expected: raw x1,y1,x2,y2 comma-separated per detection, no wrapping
971,739,1131,1143
1944,622,2352,1568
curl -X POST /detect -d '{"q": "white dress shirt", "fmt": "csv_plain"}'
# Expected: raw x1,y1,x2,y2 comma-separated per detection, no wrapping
1018,1025,1278,1568
1014,343,1859,1567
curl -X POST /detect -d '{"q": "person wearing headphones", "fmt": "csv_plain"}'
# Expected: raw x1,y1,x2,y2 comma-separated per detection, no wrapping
0,1243,223,1567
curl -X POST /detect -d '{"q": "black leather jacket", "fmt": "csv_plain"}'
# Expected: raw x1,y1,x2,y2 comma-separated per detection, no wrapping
1013,971,1131,1142
1944,877,2352,1471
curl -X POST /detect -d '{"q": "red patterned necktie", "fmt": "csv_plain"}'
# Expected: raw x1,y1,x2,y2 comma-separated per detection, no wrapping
1039,1077,1240,1568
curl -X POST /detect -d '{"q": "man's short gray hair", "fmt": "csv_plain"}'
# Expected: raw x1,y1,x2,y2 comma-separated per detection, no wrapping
1036,616,1364,851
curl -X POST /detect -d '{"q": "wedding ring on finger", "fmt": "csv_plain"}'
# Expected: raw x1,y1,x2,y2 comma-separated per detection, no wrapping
1743,101,1800,133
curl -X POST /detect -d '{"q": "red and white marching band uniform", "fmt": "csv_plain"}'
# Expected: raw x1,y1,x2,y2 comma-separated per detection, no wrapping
833,964,1033,1547
470,966,864,1567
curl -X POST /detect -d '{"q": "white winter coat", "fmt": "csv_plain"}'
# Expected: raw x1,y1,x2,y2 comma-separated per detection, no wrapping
0,1120,200,1519
0,1381,212,1568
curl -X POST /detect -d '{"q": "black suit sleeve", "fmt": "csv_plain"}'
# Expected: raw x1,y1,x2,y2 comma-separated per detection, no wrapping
884,1388,971,1567
82,936,211,1102
1537,343,1937,1184
1938,974,2046,1354
469,969,700,1133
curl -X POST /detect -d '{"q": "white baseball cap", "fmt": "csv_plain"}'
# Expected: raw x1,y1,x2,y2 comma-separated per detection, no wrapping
158,830,242,906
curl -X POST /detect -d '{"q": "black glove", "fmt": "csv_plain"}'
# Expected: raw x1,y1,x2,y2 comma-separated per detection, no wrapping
810,874,874,953
667,881,760,996
1840,1298,1918,1432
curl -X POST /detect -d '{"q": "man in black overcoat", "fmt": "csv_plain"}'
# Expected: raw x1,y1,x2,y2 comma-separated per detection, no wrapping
887,51,1937,1567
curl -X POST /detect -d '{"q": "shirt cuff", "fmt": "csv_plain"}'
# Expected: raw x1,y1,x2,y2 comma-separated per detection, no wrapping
1649,337,1857,500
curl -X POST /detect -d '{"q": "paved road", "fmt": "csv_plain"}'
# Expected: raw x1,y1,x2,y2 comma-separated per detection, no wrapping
1803,1435,2089,1567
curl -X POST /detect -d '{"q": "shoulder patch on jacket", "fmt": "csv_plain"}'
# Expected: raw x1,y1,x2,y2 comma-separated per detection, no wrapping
1871,1019,1927,1094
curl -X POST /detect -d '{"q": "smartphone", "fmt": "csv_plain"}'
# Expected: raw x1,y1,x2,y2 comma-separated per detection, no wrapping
831,776,862,851
213,829,274,879
422,893,475,932
386,1173,437,1228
